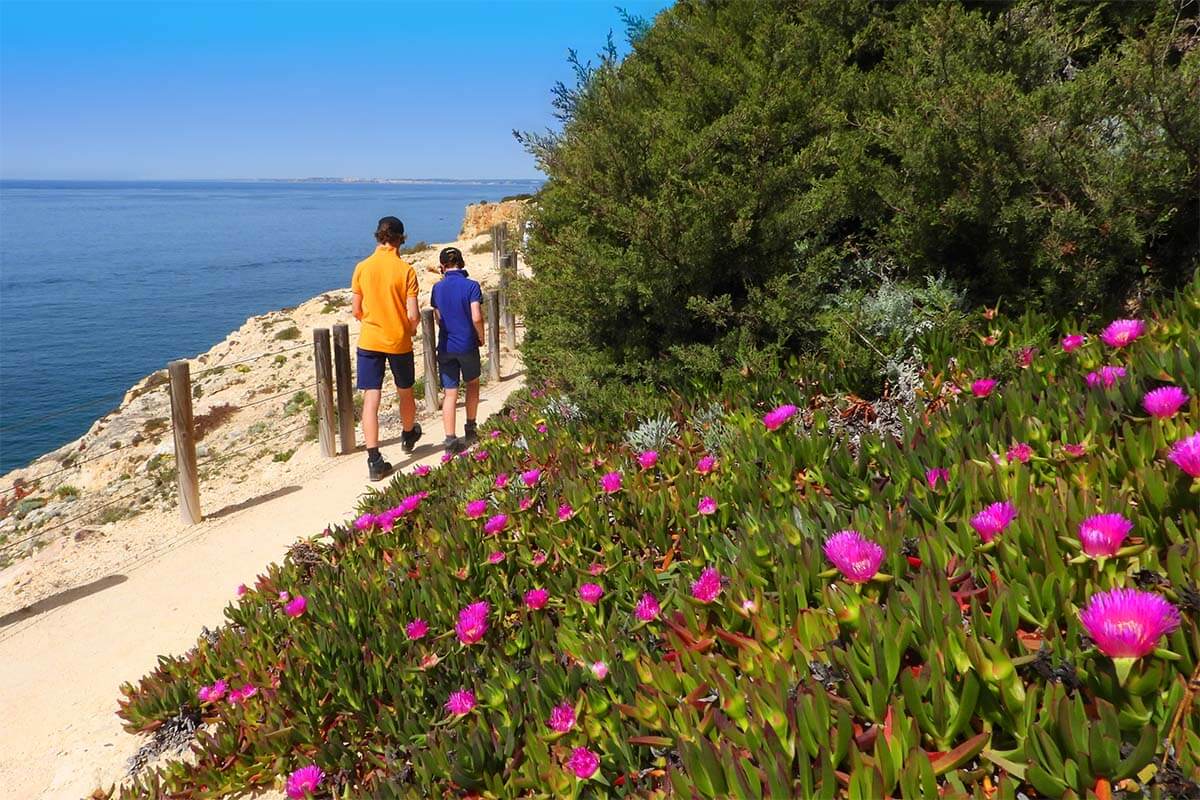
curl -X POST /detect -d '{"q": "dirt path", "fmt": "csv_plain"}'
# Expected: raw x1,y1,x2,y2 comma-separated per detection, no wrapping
0,360,526,799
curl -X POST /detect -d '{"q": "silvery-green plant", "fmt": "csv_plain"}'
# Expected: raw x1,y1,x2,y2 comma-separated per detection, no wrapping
690,401,733,453
544,395,584,423
624,413,678,452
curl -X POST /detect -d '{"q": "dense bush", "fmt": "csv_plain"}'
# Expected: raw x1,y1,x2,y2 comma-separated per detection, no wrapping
518,0,1199,390
107,276,1199,798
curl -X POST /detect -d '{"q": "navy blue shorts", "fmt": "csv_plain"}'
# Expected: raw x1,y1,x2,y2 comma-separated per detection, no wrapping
356,348,415,390
438,349,481,389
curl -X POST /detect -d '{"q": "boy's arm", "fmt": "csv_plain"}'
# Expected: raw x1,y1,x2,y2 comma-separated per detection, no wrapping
352,292,364,321
405,269,420,337
471,301,485,348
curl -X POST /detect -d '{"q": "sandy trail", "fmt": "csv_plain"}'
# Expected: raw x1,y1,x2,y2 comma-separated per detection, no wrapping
0,358,526,799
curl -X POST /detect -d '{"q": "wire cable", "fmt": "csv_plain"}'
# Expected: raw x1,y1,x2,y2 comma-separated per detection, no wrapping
236,388,304,410
196,424,308,466
191,343,311,376
0,480,160,555
1,437,157,496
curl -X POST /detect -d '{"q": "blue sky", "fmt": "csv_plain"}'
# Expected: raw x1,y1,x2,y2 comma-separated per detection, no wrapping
0,1,671,180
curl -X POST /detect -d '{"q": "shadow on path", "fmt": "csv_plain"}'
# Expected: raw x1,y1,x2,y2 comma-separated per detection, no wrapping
208,485,302,520
0,574,128,629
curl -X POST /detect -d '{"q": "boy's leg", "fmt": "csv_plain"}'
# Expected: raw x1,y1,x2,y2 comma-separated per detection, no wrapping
356,348,393,480
442,388,459,437
460,350,483,443
362,390,382,448
389,352,422,452
397,387,416,431
464,378,481,427
439,353,465,452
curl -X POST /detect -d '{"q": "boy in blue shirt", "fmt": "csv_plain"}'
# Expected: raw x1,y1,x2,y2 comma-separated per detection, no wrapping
430,247,485,453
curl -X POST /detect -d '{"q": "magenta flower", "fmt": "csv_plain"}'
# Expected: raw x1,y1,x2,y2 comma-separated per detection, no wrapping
1143,387,1188,419
970,379,997,398
279,591,290,602
285,764,325,799
600,471,622,494
465,499,488,519
473,449,489,462
236,583,248,597
525,588,549,610
413,464,431,477
697,496,718,516
284,595,307,618
1168,431,1200,477
1100,319,1146,348
1078,514,1133,558
521,468,542,487
1063,442,1087,458
1006,442,1032,464
440,451,455,464
696,455,716,475
198,679,227,703
548,702,576,733
532,550,548,566
483,514,508,535
445,689,476,716
518,496,534,512
456,601,489,645
227,684,257,705
567,746,600,779
637,450,659,470
588,562,605,576
1018,347,1036,367
691,567,723,603
405,618,429,640
537,423,548,434
763,404,798,431
970,501,1018,543
1080,588,1180,659
1086,365,1127,389
579,583,604,605
590,661,608,680
1061,334,1086,353
634,592,660,622
557,503,574,521
353,513,375,531
823,530,885,583
487,550,506,565
494,472,510,489
925,467,950,489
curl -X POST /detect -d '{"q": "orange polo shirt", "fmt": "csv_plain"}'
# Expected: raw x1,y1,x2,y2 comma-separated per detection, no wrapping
351,246,420,354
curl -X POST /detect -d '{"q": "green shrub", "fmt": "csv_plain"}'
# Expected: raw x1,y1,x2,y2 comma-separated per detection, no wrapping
54,484,79,499
272,448,295,463
399,241,429,255
274,326,301,342
469,238,493,255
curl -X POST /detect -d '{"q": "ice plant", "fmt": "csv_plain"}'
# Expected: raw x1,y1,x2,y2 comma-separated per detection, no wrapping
413,464,431,477
483,514,508,535
696,454,716,474
1143,386,1188,419
532,551,548,566
579,583,604,604
1063,442,1087,458
445,689,476,716
236,583,248,597
823,530,885,583
1086,365,1127,389
634,592,661,621
285,764,325,800
600,471,622,494
637,450,658,470
284,595,307,618
489,429,501,439
405,619,429,640
691,567,723,603
456,602,489,645
970,378,997,398
588,562,605,576
494,473,510,489
1168,431,1200,478
970,501,1018,543
353,513,375,531
557,503,574,521
1061,334,1086,352
473,449,489,461
1018,346,1036,367
518,496,534,512
548,702,576,733
763,404,798,431
697,496,718,516
521,468,542,487
537,423,548,433
1078,514,1133,558
525,588,549,610
1100,318,1146,348
465,499,488,519
567,746,600,779
1080,588,1180,660
925,467,949,489
487,551,505,565
228,684,257,704
590,661,608,680
198,679,227,703
1006,442,1032,464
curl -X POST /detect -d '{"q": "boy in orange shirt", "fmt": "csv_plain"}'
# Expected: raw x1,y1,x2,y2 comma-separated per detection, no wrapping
351,216,422,480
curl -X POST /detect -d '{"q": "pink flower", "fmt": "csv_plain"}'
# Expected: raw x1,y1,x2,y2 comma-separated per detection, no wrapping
971,379,997,398
590,661,608,680
465,499,488,519
925,467,949,489
285,764,325,799
697,496,717,515
521,468,542,487
413,464,431,477
691,567,723,603
970,501,1017,543
600,471,622,494
198,679,227,703
456,601,489,645
228,684,257,705
741,598,758,614
579,583,604,605
557,503,574,522
489,429,501,439
494,473,510,489
236,583,248,597
405,618,429,640
525,588,549,610
445,689,476,716
1018,347,1036,367
532,550,548,566
441,452,455,464
1006,442,1032,464
588,562,605,576
1168,431,1200,478
696,455,716,475
518,496,534,512
1079,514,1133,558
763,404,798,431
566,746,600,779
823,530,885,583
483,514,508,535
473,449,489,462
637,450,659,470
487,550,506,565
1143,387,1188,419
279,591,290,602
1063,442,1087,458
353,513,375,531
284,595,307,617
1061,334,1086,352
1086,365,1127,389
548,702,576,733
1080,588,1180,659
537,424,548,434
1100,319,1146,348
634,592,660,622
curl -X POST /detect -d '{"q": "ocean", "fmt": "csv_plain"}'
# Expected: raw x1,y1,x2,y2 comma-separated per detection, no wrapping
0,179,542,473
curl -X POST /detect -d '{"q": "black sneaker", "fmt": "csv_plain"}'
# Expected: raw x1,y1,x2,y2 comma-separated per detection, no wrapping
444,435,468,455
368,458,394,482
463,421,478,445
401,423,423,453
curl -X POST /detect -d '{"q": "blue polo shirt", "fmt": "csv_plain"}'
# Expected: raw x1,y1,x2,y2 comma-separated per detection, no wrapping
430,269,483,353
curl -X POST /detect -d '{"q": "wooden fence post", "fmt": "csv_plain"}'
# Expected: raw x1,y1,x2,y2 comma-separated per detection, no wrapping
500,253,517,346
168,359,202,524
420,308,439,411
313,328,336,458
491,222,503,274
486,289,502,382
332,323,355,455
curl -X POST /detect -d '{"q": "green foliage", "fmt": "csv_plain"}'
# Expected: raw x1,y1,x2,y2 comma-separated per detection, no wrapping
54,484,79,499
519,0,1199,391
470,237,494,255
273,326,301,342
400,241,430,255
